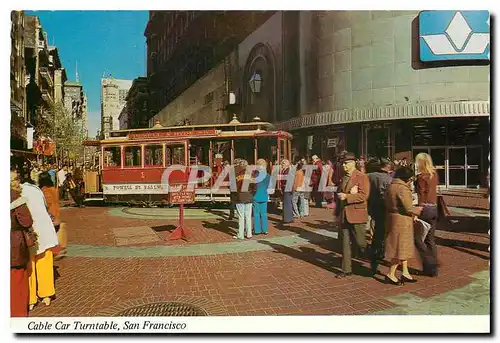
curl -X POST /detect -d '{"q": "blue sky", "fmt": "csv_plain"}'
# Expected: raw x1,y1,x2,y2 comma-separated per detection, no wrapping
27,10,149,137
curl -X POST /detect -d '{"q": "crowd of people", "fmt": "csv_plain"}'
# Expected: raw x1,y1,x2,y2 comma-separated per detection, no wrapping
10,151,443,316
22,162,85,207
10,161,77,317
229,151,443,284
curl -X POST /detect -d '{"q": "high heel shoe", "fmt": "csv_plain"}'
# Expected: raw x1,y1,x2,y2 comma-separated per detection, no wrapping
384,275,401,285
42,297,51,306
401,275,418,284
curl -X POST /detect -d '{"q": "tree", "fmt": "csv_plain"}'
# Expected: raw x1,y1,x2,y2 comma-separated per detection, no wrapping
35,103,86,164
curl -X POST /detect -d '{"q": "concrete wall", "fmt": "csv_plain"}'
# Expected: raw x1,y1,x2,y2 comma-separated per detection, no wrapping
152,52,235,127
153,12,284,127
299,12,317,115
316,11,490,112
238,12,283,121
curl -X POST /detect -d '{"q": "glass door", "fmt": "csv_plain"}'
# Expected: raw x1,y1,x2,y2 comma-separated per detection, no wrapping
448,147,466,187
429,148,446,186
466,146,482,188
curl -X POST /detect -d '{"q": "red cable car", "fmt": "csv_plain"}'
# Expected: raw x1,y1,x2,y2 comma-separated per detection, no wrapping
83,118,293,206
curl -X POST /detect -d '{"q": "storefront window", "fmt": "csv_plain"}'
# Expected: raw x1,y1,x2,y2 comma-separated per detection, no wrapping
365,124,390,159
124,146,141,167
412,120,447,146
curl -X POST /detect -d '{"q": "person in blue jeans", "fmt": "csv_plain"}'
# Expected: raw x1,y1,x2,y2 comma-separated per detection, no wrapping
253,159,270,235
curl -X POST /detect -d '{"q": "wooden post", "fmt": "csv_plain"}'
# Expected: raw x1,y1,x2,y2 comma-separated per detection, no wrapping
254,138,258,163
120,146,124,168
231,139,235,163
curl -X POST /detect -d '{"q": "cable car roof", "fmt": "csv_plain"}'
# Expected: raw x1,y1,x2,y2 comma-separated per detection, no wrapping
109,120,275,137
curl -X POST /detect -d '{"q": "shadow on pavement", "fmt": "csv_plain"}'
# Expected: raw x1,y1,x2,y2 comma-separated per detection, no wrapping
151,224,177,233
257,240,373,278
257,240,341,275
201,219,238,237
439,216,490,234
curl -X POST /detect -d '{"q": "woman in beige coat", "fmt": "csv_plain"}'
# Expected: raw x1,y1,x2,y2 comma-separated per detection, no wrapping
384,166,422,285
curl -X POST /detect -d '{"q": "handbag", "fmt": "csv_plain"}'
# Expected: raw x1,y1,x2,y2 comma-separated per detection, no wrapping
23,228,38,248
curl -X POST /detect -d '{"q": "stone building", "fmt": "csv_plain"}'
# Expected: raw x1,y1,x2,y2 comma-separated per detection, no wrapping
64,82,86,127
100,77,132,138
11,10,28,150
24,15,54,134
277,11,490,188
148,10,490,188
144,11,275,126
118,104,129,130
49,46,67,105
125,77,149,129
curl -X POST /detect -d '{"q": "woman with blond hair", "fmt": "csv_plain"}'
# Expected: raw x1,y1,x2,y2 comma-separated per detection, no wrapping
414,152,440,277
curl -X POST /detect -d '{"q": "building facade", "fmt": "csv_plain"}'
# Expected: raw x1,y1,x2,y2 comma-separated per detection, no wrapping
49,46,67,105
118,104,129,130
148,10,490,189
24,15,53,134
100,77,132,138
277,11,490,188
64,82,86,121
11,10,27,150
125,77,150,129
144,11,276,121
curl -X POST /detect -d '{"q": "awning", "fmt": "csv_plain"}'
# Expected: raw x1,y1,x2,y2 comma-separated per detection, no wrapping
275,101,490,131
11,149,38,157
83,140,101,146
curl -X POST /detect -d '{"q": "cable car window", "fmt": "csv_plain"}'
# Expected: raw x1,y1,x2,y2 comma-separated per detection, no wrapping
213,140,231,165
145,145,163,167
124,146,142,167
234,138,255,164
103,147,121,168
172,146,185,165
166,145,185,166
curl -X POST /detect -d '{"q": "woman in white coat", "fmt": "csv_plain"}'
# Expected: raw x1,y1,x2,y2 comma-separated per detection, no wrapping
20,174,58,310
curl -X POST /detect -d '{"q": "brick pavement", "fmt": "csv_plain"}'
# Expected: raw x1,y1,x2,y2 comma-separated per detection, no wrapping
28,205,490,317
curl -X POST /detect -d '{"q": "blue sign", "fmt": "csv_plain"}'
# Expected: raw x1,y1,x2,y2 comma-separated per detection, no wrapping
419,11,490,62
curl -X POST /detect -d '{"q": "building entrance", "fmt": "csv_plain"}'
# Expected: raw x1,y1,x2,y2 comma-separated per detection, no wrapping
412,146,483,188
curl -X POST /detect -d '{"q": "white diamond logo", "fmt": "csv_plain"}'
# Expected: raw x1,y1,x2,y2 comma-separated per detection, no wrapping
445,12,472,50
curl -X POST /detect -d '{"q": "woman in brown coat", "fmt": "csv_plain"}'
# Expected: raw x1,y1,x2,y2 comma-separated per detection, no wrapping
10,170,33,317
384,167,422,285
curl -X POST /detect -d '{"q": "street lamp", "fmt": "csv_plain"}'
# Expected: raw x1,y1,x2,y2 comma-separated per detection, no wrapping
248,72,262,93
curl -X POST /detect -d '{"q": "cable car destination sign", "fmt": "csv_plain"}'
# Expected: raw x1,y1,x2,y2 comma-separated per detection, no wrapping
129,129,217,140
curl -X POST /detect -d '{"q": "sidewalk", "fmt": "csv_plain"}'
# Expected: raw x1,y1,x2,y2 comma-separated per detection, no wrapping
439,188,489,210
28,205,489,317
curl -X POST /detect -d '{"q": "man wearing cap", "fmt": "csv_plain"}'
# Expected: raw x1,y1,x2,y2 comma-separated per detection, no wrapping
336,152,370,278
